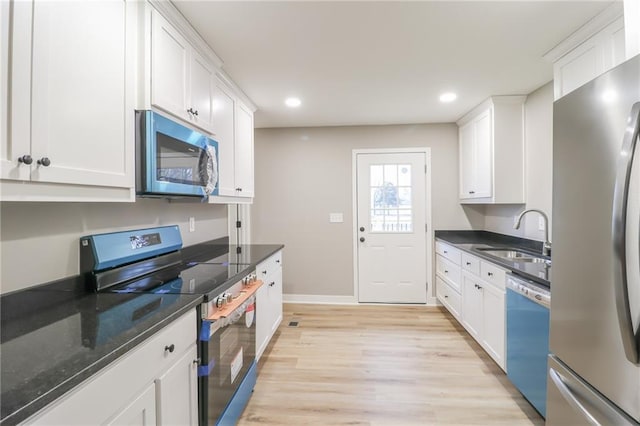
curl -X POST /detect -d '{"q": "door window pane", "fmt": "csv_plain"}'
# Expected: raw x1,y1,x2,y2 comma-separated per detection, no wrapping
398,165,411,186
370,165,383,186
369,163,413,233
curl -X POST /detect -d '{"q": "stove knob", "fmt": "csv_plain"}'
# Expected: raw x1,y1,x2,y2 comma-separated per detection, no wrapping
225,293,233,304
215,297,225,308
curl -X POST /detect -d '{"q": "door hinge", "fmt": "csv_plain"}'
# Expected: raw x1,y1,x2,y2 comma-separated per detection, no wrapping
424,165,427,173
236,221,242,229
425,224,428,232
236,246,242,254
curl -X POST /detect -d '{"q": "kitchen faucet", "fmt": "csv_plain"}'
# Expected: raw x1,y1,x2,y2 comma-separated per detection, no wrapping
514,209,552,256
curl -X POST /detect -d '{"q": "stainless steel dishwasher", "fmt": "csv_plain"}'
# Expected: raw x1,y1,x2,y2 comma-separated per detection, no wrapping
506,273,550,418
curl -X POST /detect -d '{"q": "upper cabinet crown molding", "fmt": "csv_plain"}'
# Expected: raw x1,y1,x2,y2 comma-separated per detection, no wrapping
147,0,222,70
543,2,624,63
216,69,257,113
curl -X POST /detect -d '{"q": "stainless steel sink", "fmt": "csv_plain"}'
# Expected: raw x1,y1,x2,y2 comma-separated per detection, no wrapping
476,248,551,265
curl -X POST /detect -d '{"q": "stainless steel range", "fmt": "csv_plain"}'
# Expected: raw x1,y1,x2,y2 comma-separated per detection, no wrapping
80,225,263,425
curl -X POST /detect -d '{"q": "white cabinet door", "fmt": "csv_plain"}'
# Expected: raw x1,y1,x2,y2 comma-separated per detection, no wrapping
461,273,483,341
267,267,283,337
256,283,270,360
107,383,157,426
15,0,133,188
151,8,190,123
458,121,474,199
234,101,254,197
481,283,505,369
552,16,626,100
189,51,214,134
473,109,492,199
256,251,283,360
213,81,237,197
0,0,30,182
155,344,198,426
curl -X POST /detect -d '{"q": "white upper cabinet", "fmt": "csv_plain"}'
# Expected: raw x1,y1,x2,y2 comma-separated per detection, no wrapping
146,3,256,203
234,101,255,198
209,77,255,202
457,96,525,204
213,80,237,197
150,9,214,135
545,4,626,100
1,0,136,201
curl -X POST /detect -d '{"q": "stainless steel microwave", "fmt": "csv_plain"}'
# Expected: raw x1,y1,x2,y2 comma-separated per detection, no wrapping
135,110,219,198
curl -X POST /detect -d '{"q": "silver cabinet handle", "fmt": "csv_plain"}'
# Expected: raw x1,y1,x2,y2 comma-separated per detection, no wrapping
549,368,600,425
612,102,640,363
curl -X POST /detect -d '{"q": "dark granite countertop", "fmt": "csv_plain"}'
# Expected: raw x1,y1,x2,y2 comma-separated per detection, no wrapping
435,230,551,287
0,241,284,425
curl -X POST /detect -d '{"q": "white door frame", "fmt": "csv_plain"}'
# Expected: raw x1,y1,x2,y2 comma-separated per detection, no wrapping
352,148,435,305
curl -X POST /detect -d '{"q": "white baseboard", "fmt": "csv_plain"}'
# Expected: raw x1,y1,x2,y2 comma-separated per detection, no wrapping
284,294,441,306
283,294,358,305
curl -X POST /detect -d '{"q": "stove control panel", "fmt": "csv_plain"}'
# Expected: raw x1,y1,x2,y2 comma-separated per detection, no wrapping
201,271,258,319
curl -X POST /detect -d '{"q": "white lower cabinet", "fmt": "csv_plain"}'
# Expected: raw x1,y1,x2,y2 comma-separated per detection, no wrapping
461,272,483,341
256,250,283,360
22,310,197,426
460,268,506,371
436,241,506,371
155,344,199,426
107,383,157,426
481,282,506,367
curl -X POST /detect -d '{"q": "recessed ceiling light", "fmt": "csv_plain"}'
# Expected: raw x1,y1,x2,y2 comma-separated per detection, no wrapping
439,92,457,103
285,97,301,108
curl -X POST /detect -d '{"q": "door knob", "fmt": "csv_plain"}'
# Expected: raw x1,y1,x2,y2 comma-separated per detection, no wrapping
359,237,365,242
37,157,51,167
18,155,33,165
359,227,365,232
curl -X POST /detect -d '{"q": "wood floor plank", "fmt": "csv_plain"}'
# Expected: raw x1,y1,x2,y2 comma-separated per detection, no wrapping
239,304,543,425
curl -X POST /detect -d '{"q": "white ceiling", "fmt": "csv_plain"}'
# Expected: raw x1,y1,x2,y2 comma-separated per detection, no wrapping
174,1,614,129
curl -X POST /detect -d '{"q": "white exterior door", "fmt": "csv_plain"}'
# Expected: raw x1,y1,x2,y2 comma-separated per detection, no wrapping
356,152,427,303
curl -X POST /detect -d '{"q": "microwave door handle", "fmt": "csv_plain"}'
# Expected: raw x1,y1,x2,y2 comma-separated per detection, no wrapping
612,102,640,364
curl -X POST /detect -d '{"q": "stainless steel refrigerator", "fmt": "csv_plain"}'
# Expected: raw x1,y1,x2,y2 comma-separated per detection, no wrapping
548,54,640,424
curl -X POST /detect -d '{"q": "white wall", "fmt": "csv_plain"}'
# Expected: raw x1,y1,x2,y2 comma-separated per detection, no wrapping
0,199,228,294
251,123,484,298
484,82,553,241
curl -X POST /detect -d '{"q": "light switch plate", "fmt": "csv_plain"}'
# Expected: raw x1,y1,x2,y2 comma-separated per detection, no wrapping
538,216,545,231
189,217,195,232
329,213,344,223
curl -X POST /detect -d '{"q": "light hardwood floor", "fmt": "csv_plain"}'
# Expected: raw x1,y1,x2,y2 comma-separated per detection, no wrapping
239,303,544,426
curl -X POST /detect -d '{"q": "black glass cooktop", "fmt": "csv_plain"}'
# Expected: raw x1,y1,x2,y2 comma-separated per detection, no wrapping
108,262,251,299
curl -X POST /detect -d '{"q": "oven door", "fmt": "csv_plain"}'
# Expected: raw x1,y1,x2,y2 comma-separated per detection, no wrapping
199,296,256,425
136,110,218,198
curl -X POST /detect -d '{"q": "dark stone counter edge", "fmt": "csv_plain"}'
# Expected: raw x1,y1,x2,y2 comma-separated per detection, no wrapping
1,296,203,426
1,242,285,426
434,230,550,287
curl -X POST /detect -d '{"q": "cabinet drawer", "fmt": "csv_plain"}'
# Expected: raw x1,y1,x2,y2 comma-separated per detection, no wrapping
435,241,461,265
436,276,461,319
461,252,480,275
256,250,282,282
436,255,461,292
480,261,506,290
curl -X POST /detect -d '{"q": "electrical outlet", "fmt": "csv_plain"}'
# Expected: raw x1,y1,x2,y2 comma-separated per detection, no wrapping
189,217,195,232
538,216,545,231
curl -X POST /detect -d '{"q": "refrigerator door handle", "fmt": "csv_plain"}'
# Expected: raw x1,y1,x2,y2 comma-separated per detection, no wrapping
549,364,638,425
549,367,600,425
612,102,640,364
